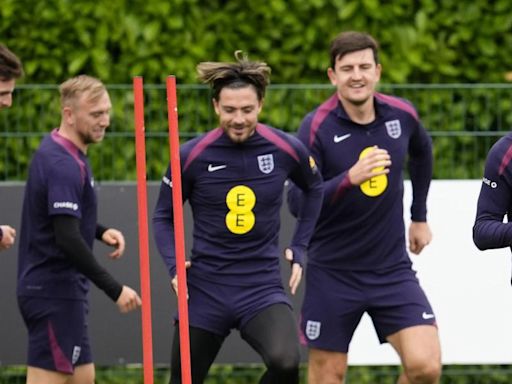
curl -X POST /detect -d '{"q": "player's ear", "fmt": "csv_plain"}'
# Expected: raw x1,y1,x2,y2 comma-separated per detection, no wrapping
212,98,220,116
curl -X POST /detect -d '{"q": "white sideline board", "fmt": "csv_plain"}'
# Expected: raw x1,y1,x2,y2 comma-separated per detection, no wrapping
348,179,512,365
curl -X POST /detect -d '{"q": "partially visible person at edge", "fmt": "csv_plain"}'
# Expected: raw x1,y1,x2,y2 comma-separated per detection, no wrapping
17,75,142,384
153,51,323,384
288,31,442,383
473,132,512,270
0,44,23,251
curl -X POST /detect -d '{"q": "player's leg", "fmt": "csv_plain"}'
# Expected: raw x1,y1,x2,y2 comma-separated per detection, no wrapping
26,366,70,384
387,325,441,384
69,363,95,384
301,265,364,383
170,324,224,384
308,348,347,384
368,267,441,384
240,303,300,384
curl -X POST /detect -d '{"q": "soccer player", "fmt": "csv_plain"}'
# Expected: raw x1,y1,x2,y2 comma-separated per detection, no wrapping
288,31,442,383
473,135,512,251
153,51,323,384
0,44,23,251
17,75,142,384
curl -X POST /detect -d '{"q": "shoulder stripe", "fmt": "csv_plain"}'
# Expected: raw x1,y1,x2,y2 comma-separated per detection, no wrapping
256,124,299,162
499,143,512,175
375,92,419,121
183,128,223,171
309,93,338,147
50,129,86,185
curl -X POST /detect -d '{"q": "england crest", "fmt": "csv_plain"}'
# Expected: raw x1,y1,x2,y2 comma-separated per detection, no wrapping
305,320,321,340
385,119,401,139
257,154,274,174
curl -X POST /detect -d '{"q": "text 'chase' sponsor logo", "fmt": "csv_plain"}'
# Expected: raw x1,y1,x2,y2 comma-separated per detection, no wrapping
482,176,497,189
53,201,79,211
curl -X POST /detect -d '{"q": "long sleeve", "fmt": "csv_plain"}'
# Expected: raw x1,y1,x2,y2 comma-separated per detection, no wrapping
408,121,433,222
473,136,512,250
286,139,324,265
53,215,123,301
152,164,191,278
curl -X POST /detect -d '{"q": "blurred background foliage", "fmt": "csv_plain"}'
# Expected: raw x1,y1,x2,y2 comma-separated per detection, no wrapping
2,0,512,84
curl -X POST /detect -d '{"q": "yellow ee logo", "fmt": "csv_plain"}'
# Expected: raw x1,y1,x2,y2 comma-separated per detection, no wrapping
359,147,388,197
225,185,256,234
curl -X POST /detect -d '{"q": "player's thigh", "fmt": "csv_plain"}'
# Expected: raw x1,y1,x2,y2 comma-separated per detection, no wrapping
69,363,95,384
26,366,69,384
308,348,348,384
387,325,441,369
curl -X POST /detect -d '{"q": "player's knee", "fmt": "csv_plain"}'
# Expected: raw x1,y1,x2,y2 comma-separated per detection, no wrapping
265,346,300,374
308,356,346,383
404,358,441,383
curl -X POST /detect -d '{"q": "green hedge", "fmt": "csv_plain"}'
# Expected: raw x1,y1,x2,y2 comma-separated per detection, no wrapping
2,0,512,84
2,365,512,383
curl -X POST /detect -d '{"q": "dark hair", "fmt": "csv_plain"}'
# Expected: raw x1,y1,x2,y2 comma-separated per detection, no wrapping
0,44,23,80
197,51,271,101
329,31,379,69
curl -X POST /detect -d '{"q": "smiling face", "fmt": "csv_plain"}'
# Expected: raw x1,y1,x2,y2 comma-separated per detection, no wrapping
64,90,112,149
328,48,381,108
213,85,263,144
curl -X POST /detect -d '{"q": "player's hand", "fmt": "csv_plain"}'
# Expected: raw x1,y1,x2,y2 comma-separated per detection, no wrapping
0,225,16,251
171,261,192,297
409,221,432,255
116,285,142,313
348,146,391,185
285,248,302,295
101,228,125,259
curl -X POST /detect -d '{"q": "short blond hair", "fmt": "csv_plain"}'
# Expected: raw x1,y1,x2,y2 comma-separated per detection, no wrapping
59,75,107,108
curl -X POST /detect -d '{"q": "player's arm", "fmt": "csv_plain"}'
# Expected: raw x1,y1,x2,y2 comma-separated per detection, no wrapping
285,138,324,294
152,162,192,294
407,120,433,254
53,215,139,307
473,143,512,250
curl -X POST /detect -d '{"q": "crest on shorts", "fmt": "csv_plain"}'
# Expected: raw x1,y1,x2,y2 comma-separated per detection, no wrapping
72,346,81,365
305,320,321,340
385,119,401,139
257,154,274,174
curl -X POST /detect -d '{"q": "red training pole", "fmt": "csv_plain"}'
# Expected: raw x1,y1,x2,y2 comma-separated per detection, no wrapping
166,75,192,383
133,76,154,384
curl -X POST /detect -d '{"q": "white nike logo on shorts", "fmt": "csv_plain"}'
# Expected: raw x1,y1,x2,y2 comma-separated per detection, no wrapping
208,164,227,172
422,312,435,320
334,133,351,143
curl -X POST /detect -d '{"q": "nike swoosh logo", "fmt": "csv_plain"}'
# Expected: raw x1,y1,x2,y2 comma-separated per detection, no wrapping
422,312,435,320
334,133,351,143
208,164,227,172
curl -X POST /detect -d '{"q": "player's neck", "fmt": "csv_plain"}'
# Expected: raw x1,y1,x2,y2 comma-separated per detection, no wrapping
340,97,375,125
57,124,88,154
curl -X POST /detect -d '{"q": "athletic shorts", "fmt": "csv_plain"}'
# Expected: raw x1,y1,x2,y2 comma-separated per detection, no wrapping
176,274,292,337
300,264,436,353
17,296,92,374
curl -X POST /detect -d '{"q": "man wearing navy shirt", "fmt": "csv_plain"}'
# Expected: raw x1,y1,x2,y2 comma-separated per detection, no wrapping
153,52,323,384
473,135,512,252
0,44,23,251
288,31,441,383
17,75,141,384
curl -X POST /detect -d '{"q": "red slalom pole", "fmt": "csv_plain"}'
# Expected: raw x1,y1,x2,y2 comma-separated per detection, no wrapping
133,76,154,384
166,75,192,383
